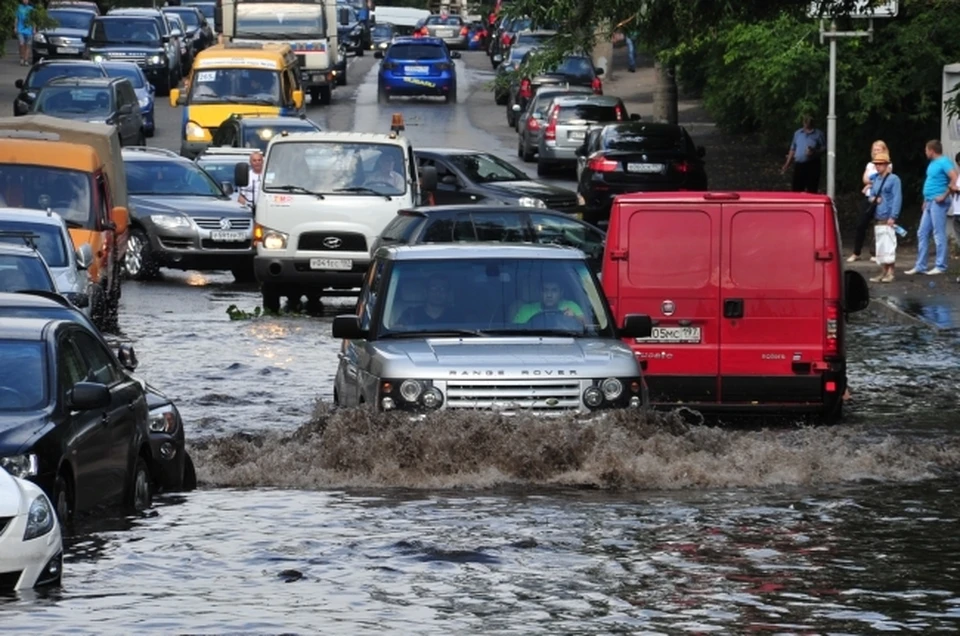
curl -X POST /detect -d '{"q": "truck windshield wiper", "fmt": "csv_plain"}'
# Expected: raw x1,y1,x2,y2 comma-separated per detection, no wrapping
267,184,325,199
333,186,393,200
382,329,488,338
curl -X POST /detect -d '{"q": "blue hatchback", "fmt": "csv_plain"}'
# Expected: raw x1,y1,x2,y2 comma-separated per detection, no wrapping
101,61,156,137
376,37,460,103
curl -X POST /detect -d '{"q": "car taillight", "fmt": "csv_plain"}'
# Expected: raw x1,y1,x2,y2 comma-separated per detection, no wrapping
526,116,540,131
543,105,559,140
382,61,397,70
673,160,690,173
436,62,452,71
587,156,620,172
825,302,839,357
460,26,468,36
501,32,511,46
615,105,623,121
519,78,532,99
591,76,603,94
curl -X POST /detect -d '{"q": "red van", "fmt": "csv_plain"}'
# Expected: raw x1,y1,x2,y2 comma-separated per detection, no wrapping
602,191,870,423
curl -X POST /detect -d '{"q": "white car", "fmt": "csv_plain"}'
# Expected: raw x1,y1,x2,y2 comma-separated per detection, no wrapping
0,467,62,592
0,207,94,313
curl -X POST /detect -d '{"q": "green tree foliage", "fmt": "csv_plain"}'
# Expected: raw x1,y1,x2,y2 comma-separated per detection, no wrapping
1,0,56,53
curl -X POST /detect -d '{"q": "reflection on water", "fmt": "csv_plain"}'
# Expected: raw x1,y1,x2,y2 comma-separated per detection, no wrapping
902,300,956,330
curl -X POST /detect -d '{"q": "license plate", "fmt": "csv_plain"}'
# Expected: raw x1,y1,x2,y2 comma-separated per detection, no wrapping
312,73,326,81
568,131,585,140
57,46,80,54
627,162,665,174
310,258,352,270
405,65,429,75
436,29,453,37
636,326,702,344
210,231,246,242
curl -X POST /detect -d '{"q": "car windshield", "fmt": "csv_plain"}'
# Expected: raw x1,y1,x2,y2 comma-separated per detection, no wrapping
187,68,281,105
126,160,224,196
379,258,612,337
446,153,528,183
605,130,684,152
387,43,446,60
426,16,462,25
558,104,620,123
103,64,145,88
0,223,69,268
0,165,93,227
235,11,325,38
34,86,113,116
186,2,214,20
47,9,95,30
0,254,55,293
264,142,408,196
26,64,104,89
242,124,317,152
167,9,199,27
372,24,393,37
0,340,46,411
90,18,161,44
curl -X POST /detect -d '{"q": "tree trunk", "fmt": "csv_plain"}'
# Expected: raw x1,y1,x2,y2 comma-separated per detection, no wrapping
653,59,678,124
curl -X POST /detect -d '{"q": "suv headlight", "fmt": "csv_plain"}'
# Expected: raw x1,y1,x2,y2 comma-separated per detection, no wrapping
185,121,205,139
380,379,443,411
23,494,55,541
518,196,546,208
148,54,164,65
149,403,180,434
150,214,193,229
34,33,47,43
0,454,39,478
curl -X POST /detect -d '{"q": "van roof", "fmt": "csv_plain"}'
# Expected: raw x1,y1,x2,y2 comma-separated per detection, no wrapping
0,138,101,172
194,43,293,70
615,191,834,205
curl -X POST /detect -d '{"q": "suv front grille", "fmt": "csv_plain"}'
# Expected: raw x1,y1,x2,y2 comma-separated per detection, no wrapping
193,218,253,230
298,231,367,251
444,380,581,411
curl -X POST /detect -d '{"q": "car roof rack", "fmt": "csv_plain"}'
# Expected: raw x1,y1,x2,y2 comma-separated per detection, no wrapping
122,146,181,158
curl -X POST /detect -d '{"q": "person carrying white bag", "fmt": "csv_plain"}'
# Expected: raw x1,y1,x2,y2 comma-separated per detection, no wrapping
868,152,902,283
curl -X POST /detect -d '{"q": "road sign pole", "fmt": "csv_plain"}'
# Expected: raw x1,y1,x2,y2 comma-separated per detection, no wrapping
827,22,837,199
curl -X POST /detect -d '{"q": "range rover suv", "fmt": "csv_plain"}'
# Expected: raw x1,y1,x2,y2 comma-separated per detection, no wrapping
331,244,653,413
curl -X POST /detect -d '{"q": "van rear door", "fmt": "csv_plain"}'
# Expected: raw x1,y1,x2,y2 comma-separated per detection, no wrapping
718,202,825,404
612,202,721,403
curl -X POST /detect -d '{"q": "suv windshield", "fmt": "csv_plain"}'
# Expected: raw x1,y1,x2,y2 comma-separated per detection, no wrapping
47,9,95,30
446,152,527,183
126,160,224,196
0,165,93,226
0,223,69,268
379,257,612,337
0,254,55,293
264,142,407,196
34,86,113,116
188,67,281,105
103,64,145,88
90,18,161,44
236,11,325,38
26,64,104,88
0,340,46,411
387,43,446,60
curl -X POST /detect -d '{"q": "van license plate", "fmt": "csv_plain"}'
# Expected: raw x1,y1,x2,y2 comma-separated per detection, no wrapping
210,231,246,241
405,65,429,75
310,258,352,270
636,326,701,344
627,162,665,173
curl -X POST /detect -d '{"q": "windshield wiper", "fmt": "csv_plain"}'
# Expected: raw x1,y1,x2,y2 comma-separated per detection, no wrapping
382,329,488,338
267,184,325,199
333,186,393,201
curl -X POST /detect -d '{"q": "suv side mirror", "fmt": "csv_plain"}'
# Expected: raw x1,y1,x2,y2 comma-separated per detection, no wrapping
620,314,653,339
234,162,249,187
116,343,139,371
332,315,367,340
220,180,234,195
450,51,461,59
110,206,129,235
844,270,870,313
374,49,383,58
67,382,111,411
76,243,94,270
419,165,438,192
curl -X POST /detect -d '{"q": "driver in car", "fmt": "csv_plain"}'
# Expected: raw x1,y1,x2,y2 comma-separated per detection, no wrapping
513,277,584,324
365,152,405,191
397,274,454,326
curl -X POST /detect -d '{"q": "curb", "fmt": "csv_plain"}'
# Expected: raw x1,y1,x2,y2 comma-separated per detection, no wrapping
862,297,947,331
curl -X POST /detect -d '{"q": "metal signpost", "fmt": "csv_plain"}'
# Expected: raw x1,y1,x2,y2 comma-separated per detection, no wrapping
808,0,898,199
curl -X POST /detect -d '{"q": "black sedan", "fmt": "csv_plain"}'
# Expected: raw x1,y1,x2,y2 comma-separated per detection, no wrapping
371,205,606,273
414,148,580,215
576,122,708,225
0,316,155,524
13,59,108,116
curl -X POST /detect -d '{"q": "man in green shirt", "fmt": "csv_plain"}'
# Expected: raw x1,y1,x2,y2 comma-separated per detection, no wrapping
513,279,584,324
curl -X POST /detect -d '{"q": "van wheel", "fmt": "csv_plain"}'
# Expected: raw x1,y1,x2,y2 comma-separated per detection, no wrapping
821,397,844,425
261,284,281,313
521,141,534,163
124,228,159,281
127,455,152,512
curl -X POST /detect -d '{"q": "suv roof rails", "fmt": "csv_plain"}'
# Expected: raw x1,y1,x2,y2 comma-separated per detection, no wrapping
122,146,181,158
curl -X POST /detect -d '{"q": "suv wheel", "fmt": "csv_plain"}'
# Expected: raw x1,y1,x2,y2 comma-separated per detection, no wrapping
127,456,152,512
231,262,256,283
262,284,281,313
124,228,159,280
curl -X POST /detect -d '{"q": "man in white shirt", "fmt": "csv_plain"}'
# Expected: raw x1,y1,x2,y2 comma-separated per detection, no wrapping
238,151,263,208
364,152,405,192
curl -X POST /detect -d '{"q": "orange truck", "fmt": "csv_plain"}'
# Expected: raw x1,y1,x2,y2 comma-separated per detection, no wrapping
0,114,129,332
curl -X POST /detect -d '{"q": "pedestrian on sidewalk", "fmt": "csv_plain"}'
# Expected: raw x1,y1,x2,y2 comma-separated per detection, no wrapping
866,153,901,283
622,22,640,73
847,139,891,263
905,140,959,276
781,115,825,193
14,0,34,67
949,151,960,258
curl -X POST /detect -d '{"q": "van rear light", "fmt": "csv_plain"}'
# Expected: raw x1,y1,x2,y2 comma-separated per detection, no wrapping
825,302,839,357
673,160,690,173
587,156,620,172
591,76,603,94
543,104,559,140
519,78,532,100
526,116,540,131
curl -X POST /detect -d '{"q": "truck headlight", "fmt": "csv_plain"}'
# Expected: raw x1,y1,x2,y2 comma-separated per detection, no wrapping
601,378,623,401
518,196,546,208
149,404,179,434
23,494,55,541
0,454,39,478
150,214,193,229
185,121,205,139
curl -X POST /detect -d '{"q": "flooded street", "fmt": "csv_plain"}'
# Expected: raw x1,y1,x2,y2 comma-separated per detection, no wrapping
2,51,960,632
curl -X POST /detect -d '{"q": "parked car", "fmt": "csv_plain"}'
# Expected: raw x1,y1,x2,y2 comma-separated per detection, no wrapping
164,13,192,76
515,86,593,157
419,14,468,50
0,243,58,295
29,77,146,147
0,208,95,311
121,147,254,281
601,192,871,423
0,466,62,592
371,205,606,273
414,148,580,213
489,15,552,68
13,59,107,116
91,12,179,94
576,122,708,225
31,7,97,64
210,114,322,153
376,37,460,104
506,52,603,128
0,291,195,493
0,316,155,524
535,95,637,176
100,61,156,137
493,28,555,69
493,38,540,106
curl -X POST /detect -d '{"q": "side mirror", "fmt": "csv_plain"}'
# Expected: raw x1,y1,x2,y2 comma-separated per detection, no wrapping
116,343,139,371
332,315,367,340
374,50,383,58
220,180,234,195
14,79,23,89
419,165,438,192
119,103,133,115
110,206,129,235
148,83,156,94
72,292,89,308
169,87,181,108
67,381,111,411
234,162,249,187
440,174,457,186
630,113,641,121
697,145,706,158
292,89,303,109
450,51,461,59
76,243,94,270
511,103,521,112
844,270,870,313
620,313,653,339
594,67,604,76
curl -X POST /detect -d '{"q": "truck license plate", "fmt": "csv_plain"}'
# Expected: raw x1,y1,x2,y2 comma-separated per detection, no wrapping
210,231,246,241
636,326,701,344
57,47,80,54
627,162,665,173
405,65,429,75
310,258,352,270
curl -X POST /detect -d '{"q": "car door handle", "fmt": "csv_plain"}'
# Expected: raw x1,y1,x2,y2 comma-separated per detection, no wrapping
101,412,110,426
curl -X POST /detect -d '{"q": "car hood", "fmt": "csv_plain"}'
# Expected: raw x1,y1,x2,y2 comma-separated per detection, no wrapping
129,195,249,219
372,337,637,379
41,27,89,38
0,467,23,517
0,413,51,457
483,180,577,200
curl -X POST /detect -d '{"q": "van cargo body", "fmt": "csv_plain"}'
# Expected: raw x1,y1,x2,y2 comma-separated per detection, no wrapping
602,191,868,423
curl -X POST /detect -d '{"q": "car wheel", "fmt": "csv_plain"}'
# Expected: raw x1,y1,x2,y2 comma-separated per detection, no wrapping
262,284,281,313
231,262,256,283
145,124,155,138
521,140,534,163
124,228,159,281
517,138,523,158
53,473,73,527
495,90,507,106
182,452,197,491
128,455,152,512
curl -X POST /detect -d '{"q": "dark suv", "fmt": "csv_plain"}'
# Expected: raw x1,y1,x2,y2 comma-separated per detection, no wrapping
30,77,145,147
31,6,97,63
506,52,604,127
85,15,177,94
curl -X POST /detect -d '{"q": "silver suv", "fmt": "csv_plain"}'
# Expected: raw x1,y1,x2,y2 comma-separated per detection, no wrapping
536,95,637,176
332,244,653,413
515,86,592,160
